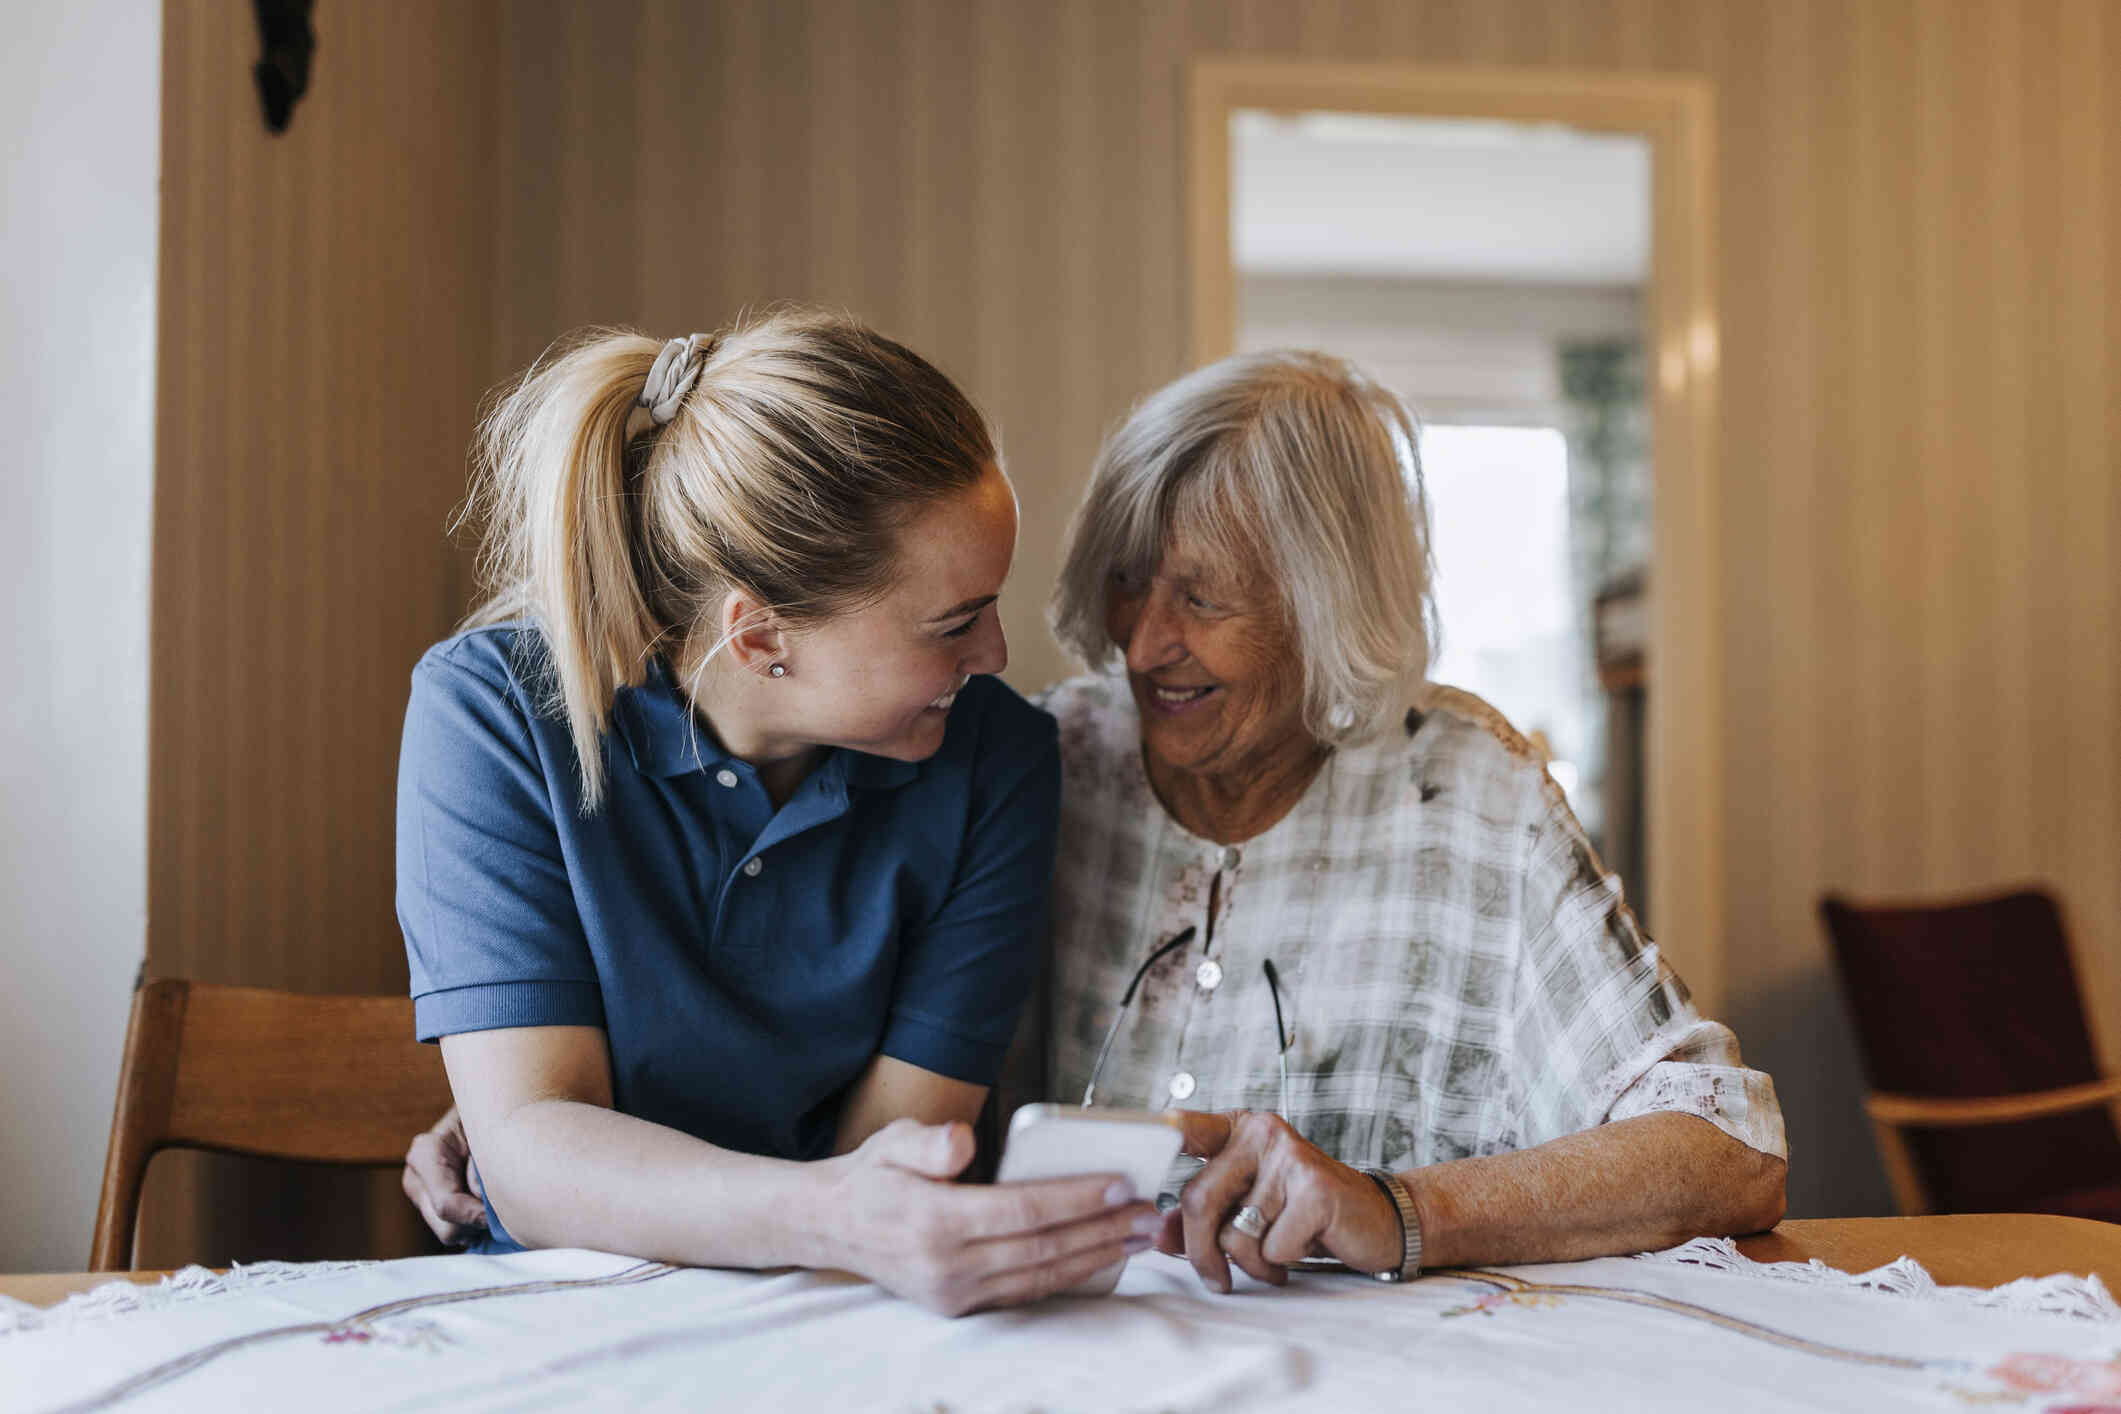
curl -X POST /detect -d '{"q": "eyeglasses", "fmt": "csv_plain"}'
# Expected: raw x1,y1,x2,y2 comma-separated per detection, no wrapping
1082,929,1381,1276
1081,925,1296,1122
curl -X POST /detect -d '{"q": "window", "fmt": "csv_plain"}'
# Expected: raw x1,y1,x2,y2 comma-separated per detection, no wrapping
1420,424,1598,832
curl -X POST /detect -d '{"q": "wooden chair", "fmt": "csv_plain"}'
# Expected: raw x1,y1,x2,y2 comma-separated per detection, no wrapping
90,979,456,1270
1820,887,2121,1221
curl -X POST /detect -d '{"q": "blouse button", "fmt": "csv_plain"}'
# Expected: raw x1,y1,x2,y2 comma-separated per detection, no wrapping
743,856,764,877
715,769,738,788
1220,845,1241,871
1168,1071,1197,1101
1195,959,1223,992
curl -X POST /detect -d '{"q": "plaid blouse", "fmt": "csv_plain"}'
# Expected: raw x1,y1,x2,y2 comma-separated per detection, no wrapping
1038,674,1786,1170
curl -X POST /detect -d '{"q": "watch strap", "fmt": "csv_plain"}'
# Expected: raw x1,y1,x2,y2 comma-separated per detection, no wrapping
1359,1167,1423,1283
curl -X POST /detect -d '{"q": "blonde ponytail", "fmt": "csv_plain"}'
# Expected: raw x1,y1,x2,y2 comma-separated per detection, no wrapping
461,311,995,809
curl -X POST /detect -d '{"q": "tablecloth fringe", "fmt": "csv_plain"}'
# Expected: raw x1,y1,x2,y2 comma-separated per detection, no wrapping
10,1239,2115,1338
1632,1236,2120,1322
0,1260,374,1337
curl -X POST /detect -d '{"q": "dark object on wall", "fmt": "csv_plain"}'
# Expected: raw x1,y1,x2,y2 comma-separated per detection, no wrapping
253,0,316,135
1593,571,1648,929
1821,886,2121,1223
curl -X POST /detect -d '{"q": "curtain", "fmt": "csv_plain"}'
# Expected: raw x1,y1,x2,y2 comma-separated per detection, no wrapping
1558,339,1651,922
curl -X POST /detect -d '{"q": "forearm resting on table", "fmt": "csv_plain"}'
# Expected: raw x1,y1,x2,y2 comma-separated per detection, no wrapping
469,1095,838,1270
1401,1111,1786,1269
441,1026,836,1273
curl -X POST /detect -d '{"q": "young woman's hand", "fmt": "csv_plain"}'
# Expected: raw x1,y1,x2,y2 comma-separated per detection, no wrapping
824,1118,1162,1317
404,1101,1161,1314
402,1106,487,1246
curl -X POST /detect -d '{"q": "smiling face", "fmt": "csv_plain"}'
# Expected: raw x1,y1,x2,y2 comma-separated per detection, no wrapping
1103,530,1313,786
769,465,1017,762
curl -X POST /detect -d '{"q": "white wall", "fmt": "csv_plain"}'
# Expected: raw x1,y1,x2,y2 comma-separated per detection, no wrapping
1233,113,1650,285
1,1,159,1270
1238,275,1643,425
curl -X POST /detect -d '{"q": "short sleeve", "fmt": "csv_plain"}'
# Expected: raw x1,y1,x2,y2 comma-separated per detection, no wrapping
877,698,1060,1086
396,647,606,1042
1509,786,1786,1158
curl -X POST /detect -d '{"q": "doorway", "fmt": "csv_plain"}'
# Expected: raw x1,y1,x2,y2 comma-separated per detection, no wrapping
1189,61,1723,1011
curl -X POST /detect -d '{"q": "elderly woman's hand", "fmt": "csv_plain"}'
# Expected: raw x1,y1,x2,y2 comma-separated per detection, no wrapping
403,1106,489,1246
1162,1110,1402,1292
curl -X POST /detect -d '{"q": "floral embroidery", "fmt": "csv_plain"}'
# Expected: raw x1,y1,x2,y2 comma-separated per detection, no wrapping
1442,1290,1564,1318
1985,1352,2121,1399
59,1262,677,1409
319,1316,453,1354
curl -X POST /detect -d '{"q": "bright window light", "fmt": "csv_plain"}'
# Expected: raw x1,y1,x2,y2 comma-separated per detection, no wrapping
1420,424,1596,825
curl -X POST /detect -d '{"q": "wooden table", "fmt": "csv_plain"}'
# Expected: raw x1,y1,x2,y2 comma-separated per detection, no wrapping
0,1268,167,1308
1736,1214,2121,1292
5,1215,2116,1309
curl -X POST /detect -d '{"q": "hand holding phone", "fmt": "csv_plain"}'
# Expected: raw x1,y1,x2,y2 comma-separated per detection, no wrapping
994,1104,1184,1295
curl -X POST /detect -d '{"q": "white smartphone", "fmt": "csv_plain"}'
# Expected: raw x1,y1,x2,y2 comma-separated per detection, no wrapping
994,1103,1185,1296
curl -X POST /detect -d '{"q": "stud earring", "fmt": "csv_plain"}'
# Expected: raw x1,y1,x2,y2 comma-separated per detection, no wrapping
768,662,787,678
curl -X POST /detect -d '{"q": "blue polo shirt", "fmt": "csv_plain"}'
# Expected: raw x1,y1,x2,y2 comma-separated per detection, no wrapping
396,625,1059,1250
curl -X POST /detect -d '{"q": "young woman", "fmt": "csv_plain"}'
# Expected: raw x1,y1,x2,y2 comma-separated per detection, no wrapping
396,311,1158,1316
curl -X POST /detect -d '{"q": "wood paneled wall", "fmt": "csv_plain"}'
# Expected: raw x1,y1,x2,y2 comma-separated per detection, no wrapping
155,0,501,993
147,0,504,1262
153,0,2119,1225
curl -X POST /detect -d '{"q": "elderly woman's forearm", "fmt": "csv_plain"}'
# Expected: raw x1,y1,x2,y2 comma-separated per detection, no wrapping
1399,1111,1787,1269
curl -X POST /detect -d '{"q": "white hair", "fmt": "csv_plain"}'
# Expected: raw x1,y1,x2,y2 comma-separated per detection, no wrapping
1049,349,1436,747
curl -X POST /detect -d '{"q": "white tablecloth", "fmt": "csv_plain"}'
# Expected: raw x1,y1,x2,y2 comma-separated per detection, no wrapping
4,1240,2116,1412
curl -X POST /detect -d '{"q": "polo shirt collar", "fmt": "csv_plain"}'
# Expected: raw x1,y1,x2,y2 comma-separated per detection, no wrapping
614,660,918,791
614,660,732,778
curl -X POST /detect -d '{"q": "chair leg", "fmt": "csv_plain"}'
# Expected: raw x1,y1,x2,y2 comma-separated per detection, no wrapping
1868,1116,1931,1217
89,980,188,1270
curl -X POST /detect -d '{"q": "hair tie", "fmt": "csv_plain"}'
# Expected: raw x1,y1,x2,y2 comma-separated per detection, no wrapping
639,333,716,426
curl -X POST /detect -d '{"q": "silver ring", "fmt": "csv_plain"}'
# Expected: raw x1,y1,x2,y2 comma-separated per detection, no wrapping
1230,1204,1269,1240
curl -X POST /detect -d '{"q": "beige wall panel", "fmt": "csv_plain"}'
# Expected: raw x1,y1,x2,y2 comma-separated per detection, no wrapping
2052,0,2120,1060
150,0,2121,1229
155,0,501,992
150,0,503,1261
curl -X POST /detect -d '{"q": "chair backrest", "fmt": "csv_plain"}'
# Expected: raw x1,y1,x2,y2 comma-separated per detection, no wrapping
91,979,454,1270
1819,886,2121,1211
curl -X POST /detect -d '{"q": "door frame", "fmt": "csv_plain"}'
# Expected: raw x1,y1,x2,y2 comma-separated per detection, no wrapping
1188,59,1726,1013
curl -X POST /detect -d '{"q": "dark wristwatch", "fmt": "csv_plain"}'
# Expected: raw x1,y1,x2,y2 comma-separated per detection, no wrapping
1358,1167,1424,1282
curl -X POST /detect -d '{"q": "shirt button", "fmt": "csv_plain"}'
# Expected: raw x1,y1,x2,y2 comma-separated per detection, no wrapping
742,856,763,877
1220,845,1241,871
1195,959,1223,992
1168,1071,1197,1101
715,769,738,788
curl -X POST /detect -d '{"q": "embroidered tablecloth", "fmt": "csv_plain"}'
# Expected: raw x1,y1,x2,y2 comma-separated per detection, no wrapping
4,1240,2115,1413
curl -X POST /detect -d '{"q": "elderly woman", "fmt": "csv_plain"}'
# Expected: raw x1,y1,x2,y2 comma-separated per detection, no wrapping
1033,349,1784,1290
406,348,1785,1295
